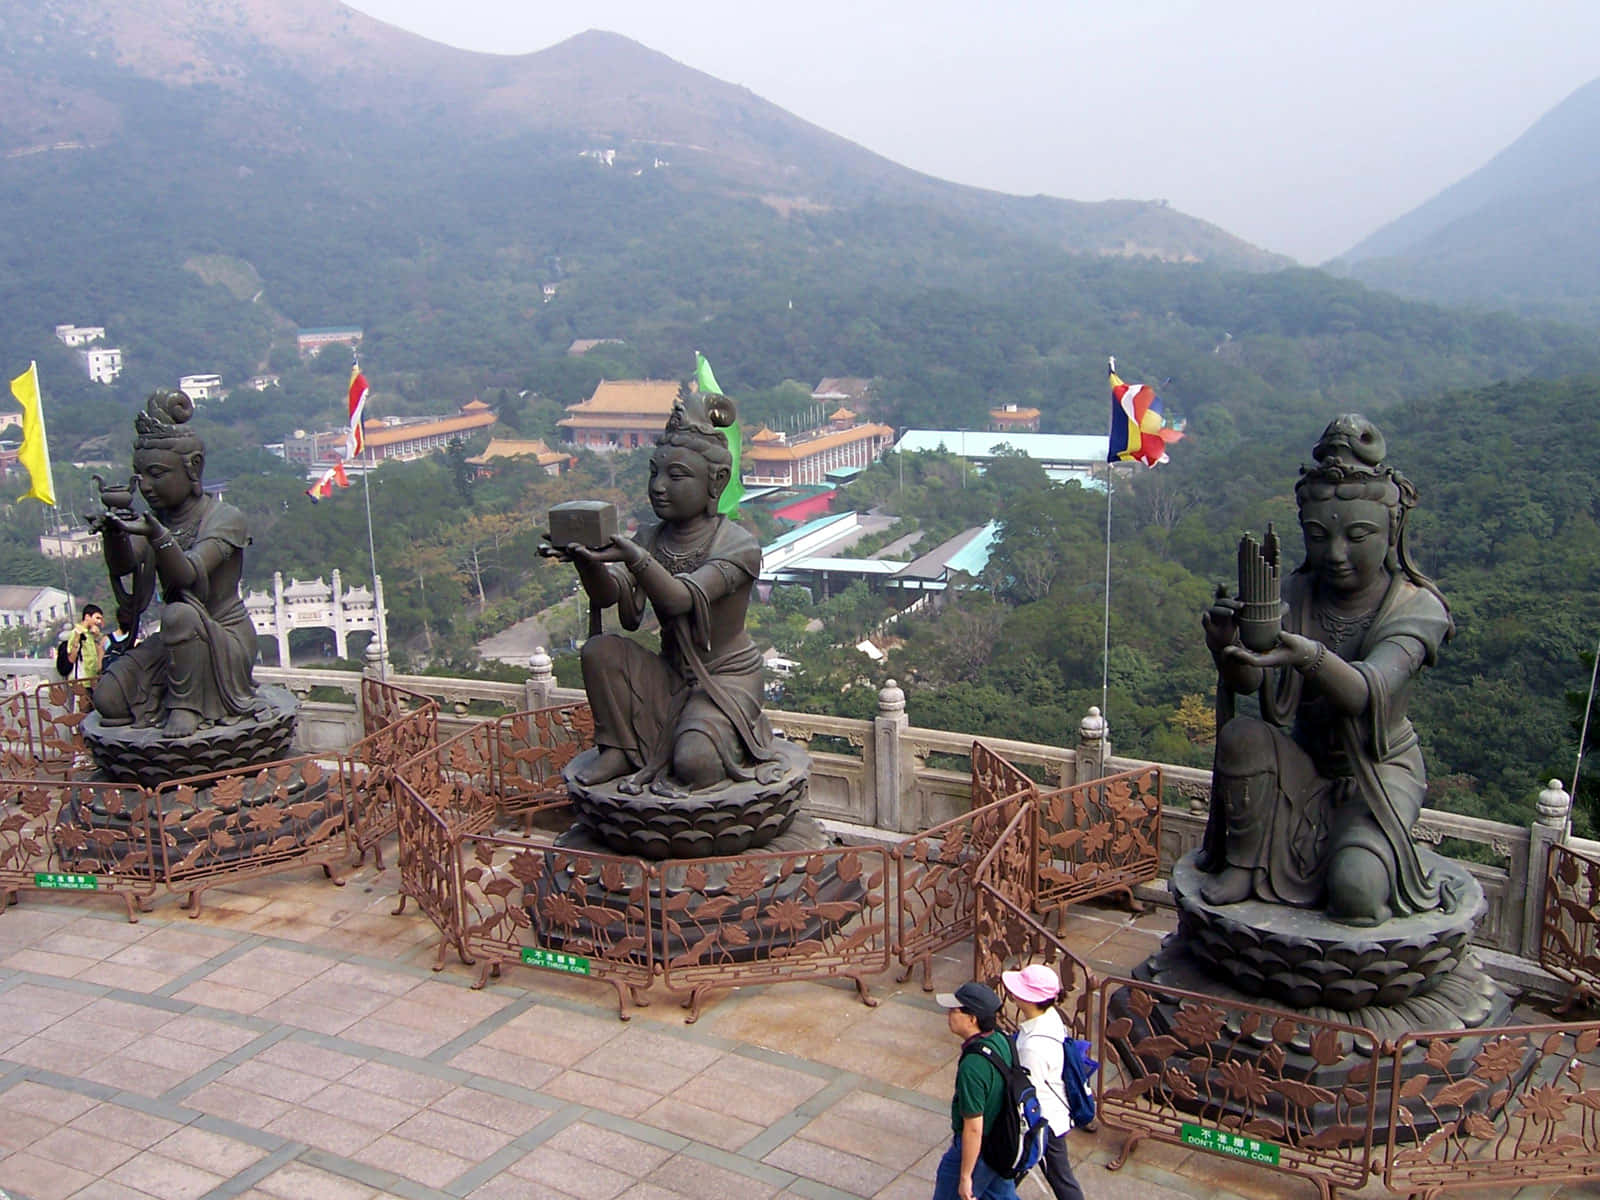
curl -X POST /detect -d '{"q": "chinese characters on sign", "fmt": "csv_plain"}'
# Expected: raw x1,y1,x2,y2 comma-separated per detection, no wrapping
521,947,592,975
33,872,98,891
1180,1124,1281,1165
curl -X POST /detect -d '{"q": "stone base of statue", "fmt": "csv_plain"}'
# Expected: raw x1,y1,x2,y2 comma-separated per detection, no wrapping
535,813,864,964
59,756,336,876
1109,940,1521,1145
81,685,299,789
563,737,810,859
1169,848,1497,1021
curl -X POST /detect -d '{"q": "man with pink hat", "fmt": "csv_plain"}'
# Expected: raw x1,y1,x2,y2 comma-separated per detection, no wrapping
1000,964,1086,1200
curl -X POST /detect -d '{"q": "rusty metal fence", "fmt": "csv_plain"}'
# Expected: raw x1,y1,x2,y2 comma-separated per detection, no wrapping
1035,765,1162,915
1096,974,1382,1200
345,682,439,868
1542,841,1600,1011
1382,1018,1600,1196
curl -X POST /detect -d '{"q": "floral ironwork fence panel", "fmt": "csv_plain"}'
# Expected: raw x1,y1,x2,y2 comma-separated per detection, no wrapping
0,778,161,920
344,690,439,868
457,831,656,1017
361,677,435,741
893,792,1029,989
658,845,891,1022
1035,765,1162,913
0,691,33,774
1542,842,1600,1008
493,703,593,818
972,741,1038,809
392,774,470,968
1383,1020,1600,1196
973,879,1096,1039
1095,975,1380,1200
151,756,348,916
30,682,92,778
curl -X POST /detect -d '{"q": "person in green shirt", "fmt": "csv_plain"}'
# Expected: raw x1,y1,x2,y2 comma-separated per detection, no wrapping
933,981,1020,1200
67,604,105,680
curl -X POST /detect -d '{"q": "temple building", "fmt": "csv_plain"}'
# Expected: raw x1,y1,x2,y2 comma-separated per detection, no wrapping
989,403,1041,433
466,438,571,478
557,380,680,451
282,401,496,468
742,408,894,487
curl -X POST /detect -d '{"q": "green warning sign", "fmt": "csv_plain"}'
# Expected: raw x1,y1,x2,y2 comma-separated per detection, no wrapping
34,872,98,891
1181,1123,1280,1165
520,947,591,975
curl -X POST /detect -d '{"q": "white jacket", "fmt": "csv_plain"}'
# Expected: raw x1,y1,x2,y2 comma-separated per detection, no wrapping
1016,1007,1074,1135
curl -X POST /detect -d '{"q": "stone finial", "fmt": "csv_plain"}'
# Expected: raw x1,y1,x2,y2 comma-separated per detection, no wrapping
1537,779,1572,829
878,679,906,716
363,637,387,676
529,645,553,682
1079,706,1107,743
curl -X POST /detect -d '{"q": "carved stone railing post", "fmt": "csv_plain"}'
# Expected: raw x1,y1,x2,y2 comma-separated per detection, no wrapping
1074,706,1110,785
1522,778,1574,956
526,646,554,711
875,679,908,832
363,637,387,679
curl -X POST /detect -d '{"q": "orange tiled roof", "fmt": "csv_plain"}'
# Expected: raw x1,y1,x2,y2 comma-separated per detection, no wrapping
741,423,892,464
361,410,495,448
564,379,680,416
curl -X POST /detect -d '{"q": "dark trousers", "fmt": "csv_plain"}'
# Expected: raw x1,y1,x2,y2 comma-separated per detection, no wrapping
1038,1132,1084,1200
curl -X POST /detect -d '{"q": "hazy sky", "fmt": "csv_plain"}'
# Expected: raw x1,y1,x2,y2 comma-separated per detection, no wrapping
346,1,1600,263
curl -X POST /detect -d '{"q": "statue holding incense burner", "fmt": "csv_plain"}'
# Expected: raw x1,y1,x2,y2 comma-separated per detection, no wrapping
545,386,810,859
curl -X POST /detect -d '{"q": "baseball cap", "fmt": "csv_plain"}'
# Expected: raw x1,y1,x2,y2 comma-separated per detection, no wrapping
935,981,1002,1019
1001,963,1061,1005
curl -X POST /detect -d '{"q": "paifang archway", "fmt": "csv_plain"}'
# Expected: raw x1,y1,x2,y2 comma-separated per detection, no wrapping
245,570,387,666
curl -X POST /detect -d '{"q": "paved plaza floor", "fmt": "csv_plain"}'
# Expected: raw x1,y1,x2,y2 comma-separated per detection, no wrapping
0,855,1592,1200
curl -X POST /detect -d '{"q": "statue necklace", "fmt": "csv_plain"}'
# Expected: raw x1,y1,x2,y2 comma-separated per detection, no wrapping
653,516,720,574
163,497,206,551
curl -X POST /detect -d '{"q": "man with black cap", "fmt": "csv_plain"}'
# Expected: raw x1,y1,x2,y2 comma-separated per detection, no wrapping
933,980,1021,1200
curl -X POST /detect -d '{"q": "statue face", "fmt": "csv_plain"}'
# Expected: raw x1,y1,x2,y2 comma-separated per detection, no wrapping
134,448,196,512
1300,496,1390,597
649,445,714,522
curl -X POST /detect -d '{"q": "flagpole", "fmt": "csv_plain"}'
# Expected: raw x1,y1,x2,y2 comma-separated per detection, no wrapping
360,444,384,679
1101,460,1113,723
1572,628,1600,837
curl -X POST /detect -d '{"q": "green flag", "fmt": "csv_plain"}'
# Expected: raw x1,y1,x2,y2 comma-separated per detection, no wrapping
695,352,742,516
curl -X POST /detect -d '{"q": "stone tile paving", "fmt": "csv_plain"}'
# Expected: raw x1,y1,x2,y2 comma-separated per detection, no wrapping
0,860,1592,1200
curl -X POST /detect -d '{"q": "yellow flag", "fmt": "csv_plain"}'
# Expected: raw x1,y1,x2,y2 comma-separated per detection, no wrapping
10,361,56,506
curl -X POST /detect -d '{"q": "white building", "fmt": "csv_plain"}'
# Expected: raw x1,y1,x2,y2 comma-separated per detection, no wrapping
39,527,98,560
179,374,223,400
54,324,104,347
81,346,122,384
0,586,73,631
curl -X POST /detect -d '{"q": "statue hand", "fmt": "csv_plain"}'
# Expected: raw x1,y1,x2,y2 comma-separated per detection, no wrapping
1202,596,1242,654
1223,631,1322,672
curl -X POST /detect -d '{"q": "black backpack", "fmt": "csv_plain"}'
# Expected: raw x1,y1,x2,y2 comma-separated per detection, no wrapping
961,1037,1049,1181
54,637,72,679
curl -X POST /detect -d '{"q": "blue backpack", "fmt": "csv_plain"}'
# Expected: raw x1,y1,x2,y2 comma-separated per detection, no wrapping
963,1037,1050,1181
1061,1036,1099,1129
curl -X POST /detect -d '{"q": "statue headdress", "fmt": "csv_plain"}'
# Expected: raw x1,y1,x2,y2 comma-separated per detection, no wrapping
657,384,734,511
134,389,203,456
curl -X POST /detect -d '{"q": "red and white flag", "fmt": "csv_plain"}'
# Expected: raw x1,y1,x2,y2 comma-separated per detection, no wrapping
305,459,352,503
343,367,370,459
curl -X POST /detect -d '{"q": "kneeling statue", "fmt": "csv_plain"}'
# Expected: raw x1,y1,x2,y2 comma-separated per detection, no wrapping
89,389,262,737
1197,414,1453,926
547,389,779,798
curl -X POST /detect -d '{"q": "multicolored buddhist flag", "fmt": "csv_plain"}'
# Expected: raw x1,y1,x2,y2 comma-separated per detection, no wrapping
1107,357,1183,468
10,361,56,506
343,367,370,459
305,459,351,503
695,352,743,516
